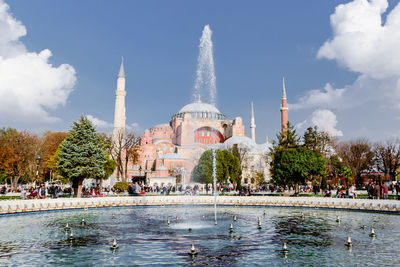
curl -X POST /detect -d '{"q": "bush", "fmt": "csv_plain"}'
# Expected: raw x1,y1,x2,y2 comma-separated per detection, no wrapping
114,181,129,192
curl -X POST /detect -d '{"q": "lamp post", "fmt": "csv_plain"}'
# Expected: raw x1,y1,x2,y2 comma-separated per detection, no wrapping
35,156,41,184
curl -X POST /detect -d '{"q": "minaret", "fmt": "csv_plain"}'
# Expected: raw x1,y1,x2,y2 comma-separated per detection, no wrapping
112,57,126,143
250,102,256,142
280,77,288,133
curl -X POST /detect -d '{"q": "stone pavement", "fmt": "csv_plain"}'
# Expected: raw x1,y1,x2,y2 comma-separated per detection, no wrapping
0,196,399,215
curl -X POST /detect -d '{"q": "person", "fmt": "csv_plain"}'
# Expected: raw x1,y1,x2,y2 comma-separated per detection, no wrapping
349,184,356,199
38,184,46,199
49,183,59,199
134,182,141,196
324,190,332,197
382,183,389,199
20,187,26,200
128,182,134,196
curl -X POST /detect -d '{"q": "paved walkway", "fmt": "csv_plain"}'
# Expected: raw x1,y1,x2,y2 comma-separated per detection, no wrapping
1,196,400,215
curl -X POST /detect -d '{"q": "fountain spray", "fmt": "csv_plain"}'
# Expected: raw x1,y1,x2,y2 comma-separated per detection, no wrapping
212,148,217,224
193,25,217,106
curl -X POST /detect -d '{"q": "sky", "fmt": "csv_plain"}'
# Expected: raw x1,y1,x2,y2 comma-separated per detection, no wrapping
1,0,400,142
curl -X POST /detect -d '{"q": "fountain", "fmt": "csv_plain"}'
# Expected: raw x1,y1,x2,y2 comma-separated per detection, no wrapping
0,206,399,265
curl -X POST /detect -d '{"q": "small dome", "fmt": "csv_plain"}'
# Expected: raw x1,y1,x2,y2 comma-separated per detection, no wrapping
223,136,258,152
157,165,168,171
161,153,183,159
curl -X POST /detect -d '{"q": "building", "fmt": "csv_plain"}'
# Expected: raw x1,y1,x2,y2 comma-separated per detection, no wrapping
112,60,289,188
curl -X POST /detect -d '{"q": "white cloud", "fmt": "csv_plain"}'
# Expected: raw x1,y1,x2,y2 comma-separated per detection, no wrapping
292,0,400,139
310,109,343,137
0,0,76,123
317,0,400,79
126,122,141,135
87,115,113,129
290,83,346,110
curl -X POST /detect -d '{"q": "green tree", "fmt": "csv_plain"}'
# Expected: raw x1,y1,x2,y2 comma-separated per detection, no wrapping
57,116,107,197
271,146,326,193
272,122,300,151
192,149,241,189
303,126,332,156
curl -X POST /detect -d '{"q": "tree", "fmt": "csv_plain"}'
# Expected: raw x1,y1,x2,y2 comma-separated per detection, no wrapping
192,149,241,189
41,131,68,181
272,122,300,151
0,128,38,188
303,126,333,157
337,138,374,186
57,116,107,197
253,171,265,187
271,146,326,193
374,139,400,182
110,130,140,182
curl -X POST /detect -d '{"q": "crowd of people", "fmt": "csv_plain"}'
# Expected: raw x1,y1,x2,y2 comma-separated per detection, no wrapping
1,179,400,200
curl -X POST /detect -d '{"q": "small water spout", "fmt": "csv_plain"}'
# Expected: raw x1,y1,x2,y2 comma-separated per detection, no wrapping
188,243,198,257
167,219,170,226
229,223,234,233
282,242,288,253
81,218,86,226
64,223,70,231
370,228,376,238
336,216,340,223
68,231,74,241
110,239,119,250
233,215,237,221
258,220,262,229
346,236,352,248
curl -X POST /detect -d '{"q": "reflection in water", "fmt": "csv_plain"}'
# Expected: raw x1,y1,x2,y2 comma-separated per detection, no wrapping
273,213,333,247
0,206,399,266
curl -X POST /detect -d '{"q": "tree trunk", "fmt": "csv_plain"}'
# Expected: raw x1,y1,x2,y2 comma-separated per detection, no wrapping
73,178,83,198
11,176,21,191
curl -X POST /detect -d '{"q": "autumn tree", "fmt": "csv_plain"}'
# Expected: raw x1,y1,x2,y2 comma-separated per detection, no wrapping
57,116,107,197
41,131,68,181
373,139,400,181
337,138,374,186
0,128,38,188
110,130,140,182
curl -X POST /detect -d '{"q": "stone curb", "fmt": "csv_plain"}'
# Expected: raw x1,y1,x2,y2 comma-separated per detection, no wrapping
0,196,399,215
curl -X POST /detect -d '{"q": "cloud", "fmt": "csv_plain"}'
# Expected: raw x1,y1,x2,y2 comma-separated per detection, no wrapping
290,83,346,110
0,0,76,123
310,109,343,137
87,115,113,129
126,122,141,134
317,0,400,79
295,109,343,137
292,0,400,139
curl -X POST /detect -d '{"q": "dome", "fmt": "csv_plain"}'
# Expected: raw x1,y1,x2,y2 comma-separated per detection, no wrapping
173,101,226,120
179,102,221,114
223,136,259,152
157,165,168,171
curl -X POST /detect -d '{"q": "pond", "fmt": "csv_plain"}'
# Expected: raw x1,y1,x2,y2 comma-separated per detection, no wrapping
0,206,398,266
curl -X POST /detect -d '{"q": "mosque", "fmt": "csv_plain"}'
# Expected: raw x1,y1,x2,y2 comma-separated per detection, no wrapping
111,59,289,188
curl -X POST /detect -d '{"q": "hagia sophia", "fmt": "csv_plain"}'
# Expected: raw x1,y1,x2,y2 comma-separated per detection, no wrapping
111,59,289,188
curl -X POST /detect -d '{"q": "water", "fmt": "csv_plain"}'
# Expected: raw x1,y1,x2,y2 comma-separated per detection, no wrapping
193,25,217,106
0,206,399,266
212,148,217,224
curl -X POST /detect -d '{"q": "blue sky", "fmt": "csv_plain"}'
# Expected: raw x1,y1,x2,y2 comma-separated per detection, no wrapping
2,0,400,142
